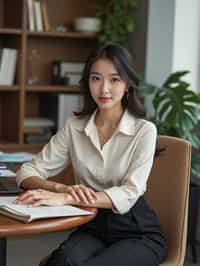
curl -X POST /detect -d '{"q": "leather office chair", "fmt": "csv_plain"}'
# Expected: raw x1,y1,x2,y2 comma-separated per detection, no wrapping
145,135,191,266
40,135,191,266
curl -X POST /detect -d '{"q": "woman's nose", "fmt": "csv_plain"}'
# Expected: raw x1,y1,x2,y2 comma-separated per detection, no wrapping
101,80,110,94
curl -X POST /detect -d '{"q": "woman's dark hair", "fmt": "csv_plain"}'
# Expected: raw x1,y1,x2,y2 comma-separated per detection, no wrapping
75,42,146,118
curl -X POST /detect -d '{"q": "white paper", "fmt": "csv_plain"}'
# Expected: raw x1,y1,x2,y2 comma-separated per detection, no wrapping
0,197,92,219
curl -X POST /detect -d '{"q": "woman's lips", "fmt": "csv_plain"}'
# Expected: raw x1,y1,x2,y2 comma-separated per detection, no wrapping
98,97,112,102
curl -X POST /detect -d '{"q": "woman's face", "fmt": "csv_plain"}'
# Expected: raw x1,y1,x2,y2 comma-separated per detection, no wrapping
89,58,127,111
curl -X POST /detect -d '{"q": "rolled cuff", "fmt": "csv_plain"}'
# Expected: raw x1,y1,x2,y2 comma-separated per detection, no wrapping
16,163,45,187
104,186,137,215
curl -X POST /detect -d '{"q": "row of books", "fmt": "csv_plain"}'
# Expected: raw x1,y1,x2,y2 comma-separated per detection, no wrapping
27,0,50,32
0,48,18,86
24,117,55,144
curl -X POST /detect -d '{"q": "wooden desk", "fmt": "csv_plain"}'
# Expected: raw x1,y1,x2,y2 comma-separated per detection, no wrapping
0,207,97,266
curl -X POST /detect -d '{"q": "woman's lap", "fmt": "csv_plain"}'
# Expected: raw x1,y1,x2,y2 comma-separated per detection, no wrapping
46,230,106,266
46,197,167,266
46,230,164,266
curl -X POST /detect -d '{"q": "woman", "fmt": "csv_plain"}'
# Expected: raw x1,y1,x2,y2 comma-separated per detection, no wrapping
16,43,167,266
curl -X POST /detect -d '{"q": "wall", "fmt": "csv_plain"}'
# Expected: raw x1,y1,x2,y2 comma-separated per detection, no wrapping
172,0,200,91
146,0,200,92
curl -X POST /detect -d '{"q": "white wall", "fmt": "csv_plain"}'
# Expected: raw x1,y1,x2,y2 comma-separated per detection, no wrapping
146,0,200,92
172,0,200,91
145,0,175,86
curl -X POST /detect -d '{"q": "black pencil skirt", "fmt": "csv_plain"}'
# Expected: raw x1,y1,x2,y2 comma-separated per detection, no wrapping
46,196,167,266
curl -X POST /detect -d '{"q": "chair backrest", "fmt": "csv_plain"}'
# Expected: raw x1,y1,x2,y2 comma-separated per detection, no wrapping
144,135,191,265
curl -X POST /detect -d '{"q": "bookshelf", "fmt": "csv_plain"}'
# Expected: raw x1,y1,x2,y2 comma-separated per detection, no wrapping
0,0,98,150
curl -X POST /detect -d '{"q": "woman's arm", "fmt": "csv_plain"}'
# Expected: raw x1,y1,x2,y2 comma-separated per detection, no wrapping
16,123,71,188
16,186,113,209
20,176,69,193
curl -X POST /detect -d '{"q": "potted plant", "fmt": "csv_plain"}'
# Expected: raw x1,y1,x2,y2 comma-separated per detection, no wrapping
95,0,137,47
139,71,200,180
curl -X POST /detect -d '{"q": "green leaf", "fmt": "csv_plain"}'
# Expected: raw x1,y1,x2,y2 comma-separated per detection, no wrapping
163,71,190,87
191,153,200,178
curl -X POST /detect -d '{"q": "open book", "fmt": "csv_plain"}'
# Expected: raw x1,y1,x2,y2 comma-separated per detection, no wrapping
0,197,92,223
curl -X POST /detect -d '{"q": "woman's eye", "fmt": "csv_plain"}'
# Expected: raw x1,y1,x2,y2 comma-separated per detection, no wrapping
90,76,100,81
111,78,120,83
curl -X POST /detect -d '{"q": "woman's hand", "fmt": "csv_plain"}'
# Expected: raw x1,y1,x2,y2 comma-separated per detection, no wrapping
66,184,98,205
15,189,73,207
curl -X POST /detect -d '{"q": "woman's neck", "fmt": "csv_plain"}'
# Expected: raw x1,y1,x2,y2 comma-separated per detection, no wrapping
95,106,124,128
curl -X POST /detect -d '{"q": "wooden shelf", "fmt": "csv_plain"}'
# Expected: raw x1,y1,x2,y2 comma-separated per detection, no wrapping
0,143,43,152
0,140,19,146
0,0,96,147
0,86,20,91
26,85,81,93
0,28,22,35
28,31,98,39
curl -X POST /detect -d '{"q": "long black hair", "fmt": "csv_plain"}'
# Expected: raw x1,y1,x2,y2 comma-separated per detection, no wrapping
75,42,164,157
75,42,146,118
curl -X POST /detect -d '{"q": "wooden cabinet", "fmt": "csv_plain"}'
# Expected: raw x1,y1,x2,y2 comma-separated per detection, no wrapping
0,0,97,149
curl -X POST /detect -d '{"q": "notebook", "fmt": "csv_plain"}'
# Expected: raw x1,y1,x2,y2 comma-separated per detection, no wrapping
0,196,92,223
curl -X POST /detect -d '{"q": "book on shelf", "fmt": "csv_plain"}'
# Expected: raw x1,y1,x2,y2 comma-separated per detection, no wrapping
34,0,43,32
24,117,55,128
27,0,35,31
24,117,55,144
25,128,52,144
0,196,92,223
41,0,50,31
0,48,18,85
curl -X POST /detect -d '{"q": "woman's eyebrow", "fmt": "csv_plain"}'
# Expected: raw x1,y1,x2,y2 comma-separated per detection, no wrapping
90,72,101,75
90,72,120,76
109,73,120,76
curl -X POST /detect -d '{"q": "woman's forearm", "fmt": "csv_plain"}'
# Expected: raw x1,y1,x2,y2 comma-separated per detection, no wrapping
21,179,113,210
68,191,113,209
20,176,69,193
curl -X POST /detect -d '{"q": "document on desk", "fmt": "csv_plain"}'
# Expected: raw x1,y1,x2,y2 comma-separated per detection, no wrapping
0,196,92,223
0,169,16,177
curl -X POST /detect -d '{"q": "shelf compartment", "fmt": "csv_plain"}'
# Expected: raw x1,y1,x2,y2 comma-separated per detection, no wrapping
26,85,80,93
0,91,20,143
0,34,22,86
0,0,23,29
26,38,96,85
28,31,98,39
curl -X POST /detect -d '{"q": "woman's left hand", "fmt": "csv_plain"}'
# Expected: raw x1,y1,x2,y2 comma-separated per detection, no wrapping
15,189,71,207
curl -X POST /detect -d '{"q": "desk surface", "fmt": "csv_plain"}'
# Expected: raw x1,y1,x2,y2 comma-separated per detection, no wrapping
0,207,97,237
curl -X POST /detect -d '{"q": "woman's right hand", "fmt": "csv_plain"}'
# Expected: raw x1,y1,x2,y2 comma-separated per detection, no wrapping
65,184,98,205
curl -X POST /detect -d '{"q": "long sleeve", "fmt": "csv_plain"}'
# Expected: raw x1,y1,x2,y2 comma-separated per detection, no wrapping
16,121,71,186
104,123,157,214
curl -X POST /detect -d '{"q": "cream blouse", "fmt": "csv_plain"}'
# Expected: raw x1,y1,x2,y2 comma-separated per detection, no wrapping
16,110,157,214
